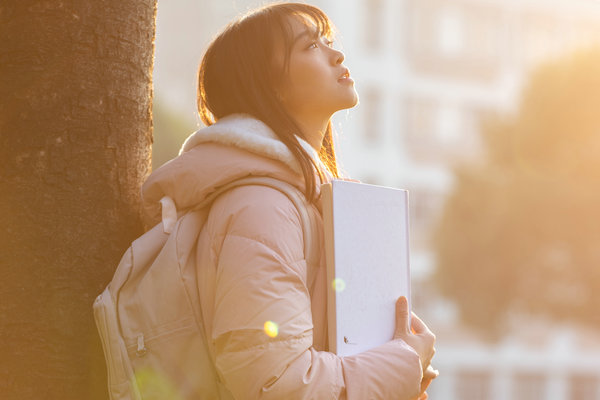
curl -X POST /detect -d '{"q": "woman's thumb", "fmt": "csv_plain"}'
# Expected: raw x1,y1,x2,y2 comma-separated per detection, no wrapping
394,296,410,337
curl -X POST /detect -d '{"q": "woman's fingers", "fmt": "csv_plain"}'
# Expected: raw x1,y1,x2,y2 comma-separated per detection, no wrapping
394,296,410,337
419,366,439,400
410,312,428,334
411,312,436,352
407,312,436,370
394,298,437,379
423,365,439,380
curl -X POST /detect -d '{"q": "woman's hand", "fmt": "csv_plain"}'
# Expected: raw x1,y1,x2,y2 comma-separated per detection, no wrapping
393,297,438,399
393,296,437,379
416,365,439,400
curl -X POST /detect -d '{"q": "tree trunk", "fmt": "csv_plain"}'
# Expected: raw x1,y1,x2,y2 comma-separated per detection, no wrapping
0,1,156,398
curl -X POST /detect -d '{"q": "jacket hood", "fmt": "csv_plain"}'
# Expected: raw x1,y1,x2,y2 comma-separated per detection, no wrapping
141,114,329,224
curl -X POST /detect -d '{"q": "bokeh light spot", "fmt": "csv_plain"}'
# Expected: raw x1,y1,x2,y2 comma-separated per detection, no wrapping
264,320,279,338
332,278,346,292
134,367,183,400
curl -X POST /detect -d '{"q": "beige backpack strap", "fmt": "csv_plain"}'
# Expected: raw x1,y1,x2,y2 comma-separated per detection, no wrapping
202,176,319,268
195,176,320,395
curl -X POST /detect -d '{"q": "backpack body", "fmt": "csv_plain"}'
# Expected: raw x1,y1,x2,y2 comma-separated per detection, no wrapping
93,177,317,400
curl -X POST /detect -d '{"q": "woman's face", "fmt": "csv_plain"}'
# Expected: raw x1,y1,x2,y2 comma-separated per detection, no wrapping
276,16,358,120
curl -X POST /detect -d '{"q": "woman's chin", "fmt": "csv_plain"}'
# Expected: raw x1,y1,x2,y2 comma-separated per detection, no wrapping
327,90,359,114
341,92,359,110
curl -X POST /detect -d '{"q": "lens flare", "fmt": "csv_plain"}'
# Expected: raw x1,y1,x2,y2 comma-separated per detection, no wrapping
134,367,183,400
264,320,279,338
332,278,346,292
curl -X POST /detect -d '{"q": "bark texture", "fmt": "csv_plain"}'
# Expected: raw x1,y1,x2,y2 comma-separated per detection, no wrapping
0,1,156,398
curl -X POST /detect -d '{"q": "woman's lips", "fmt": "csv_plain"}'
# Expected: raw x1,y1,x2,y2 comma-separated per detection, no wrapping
338,68,354,84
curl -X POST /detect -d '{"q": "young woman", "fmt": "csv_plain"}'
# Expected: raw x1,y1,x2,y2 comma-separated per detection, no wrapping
143,2,437,399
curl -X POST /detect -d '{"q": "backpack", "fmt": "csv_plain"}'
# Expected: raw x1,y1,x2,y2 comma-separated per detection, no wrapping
93,176,319,400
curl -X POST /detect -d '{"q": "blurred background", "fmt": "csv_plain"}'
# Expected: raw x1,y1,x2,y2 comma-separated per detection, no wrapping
152,1,600,399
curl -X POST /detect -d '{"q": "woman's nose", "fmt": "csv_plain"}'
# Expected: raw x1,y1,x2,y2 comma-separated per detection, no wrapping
332,48,344,65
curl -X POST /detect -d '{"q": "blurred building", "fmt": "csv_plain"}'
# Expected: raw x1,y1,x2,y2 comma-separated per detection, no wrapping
153,0,600,399
317,0,600,399
323,0,600,273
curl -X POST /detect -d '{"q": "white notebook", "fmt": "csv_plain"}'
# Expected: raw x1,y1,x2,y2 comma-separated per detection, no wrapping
321,180,411,357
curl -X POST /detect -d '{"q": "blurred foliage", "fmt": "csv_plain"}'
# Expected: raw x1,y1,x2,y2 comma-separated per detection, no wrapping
152,99,198,170
434,48,600,336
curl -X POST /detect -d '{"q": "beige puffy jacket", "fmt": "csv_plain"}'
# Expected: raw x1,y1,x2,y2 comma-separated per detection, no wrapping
141,114,423,399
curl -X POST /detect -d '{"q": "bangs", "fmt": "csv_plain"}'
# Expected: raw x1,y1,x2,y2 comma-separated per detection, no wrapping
291,6,335,39
243,2,335,39
266,3,336,75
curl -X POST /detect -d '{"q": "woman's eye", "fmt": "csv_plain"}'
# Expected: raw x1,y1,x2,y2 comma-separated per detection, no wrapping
307,38,334,50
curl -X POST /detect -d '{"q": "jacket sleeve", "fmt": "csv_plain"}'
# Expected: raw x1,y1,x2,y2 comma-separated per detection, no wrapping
208,186,423,399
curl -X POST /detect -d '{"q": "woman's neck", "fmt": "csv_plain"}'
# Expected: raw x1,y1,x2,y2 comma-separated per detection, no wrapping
294,115,329,152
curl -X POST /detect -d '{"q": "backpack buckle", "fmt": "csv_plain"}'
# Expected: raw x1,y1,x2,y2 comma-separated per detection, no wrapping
136,334,147,357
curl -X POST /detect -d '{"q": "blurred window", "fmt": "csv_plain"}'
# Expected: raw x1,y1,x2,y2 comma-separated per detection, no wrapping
364,0,384,52
454,370,493,400
569,374,600,399
407,186,443,250
361,87,382,144
403,95,483,164
437,103,461,144
438,9,464,56
403,95,437,161
410,279,427,311
404,0,504,82
513,372,546,400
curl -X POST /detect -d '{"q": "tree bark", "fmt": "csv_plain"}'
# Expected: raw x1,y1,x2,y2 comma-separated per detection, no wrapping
0,1,156,398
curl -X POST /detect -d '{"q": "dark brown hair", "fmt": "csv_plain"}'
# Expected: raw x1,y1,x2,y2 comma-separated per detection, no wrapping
197,2,340,202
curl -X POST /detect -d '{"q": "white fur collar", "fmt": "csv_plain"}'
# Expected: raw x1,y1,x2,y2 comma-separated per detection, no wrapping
180,114,331,179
